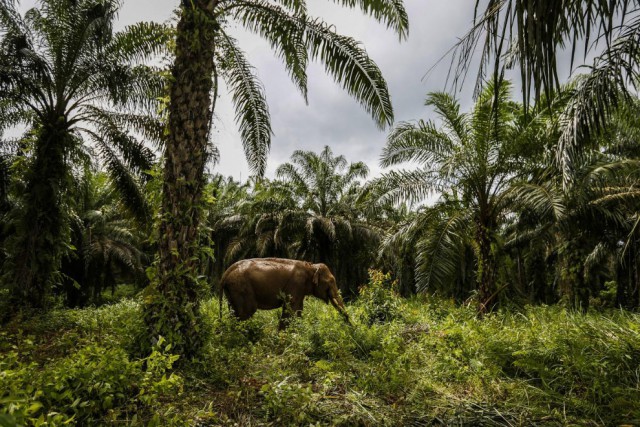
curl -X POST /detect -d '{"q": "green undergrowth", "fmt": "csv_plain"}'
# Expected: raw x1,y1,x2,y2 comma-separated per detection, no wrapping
2,276,640,425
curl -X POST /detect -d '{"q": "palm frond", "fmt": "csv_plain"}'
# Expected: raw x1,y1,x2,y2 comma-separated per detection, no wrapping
329,0,408,40
372,169,441,205
218,32,272,176
91,135,150,222
233,1,394,128
380,120,453,167
303,17,393,128
508,182,566,223
584,241,612,280
106,21,172,63
425,91,468,141
232,0,309,101
309,216,336,242
415,208,472,293
85,108,165,149
274,0,307,14
276,162,309,193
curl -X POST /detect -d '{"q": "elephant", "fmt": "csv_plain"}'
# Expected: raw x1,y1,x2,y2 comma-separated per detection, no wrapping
219,258,351,329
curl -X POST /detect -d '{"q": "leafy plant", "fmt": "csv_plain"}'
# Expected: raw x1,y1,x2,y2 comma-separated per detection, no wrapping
150,0,409,356
0,0,168,310
0,339,181,425
376,79,537,312
358,269,402,325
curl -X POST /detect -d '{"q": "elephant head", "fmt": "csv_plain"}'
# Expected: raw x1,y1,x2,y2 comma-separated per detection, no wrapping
311,263,351,324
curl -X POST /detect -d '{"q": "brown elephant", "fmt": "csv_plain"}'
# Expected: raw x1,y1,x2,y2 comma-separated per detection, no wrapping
219,258,350,329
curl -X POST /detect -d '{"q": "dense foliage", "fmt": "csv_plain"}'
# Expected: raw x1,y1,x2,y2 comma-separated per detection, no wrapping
2,0,640,423
146,0,409,356
2,276,639,425
0,0,166,311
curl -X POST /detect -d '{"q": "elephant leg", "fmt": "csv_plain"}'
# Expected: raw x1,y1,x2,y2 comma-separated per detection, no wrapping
293,298,303,318
226,289,257,321
278,309,291,331
278,298,303,330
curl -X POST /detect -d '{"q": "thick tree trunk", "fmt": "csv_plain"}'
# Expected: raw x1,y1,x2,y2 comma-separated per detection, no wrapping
557,237,588,311
144,1,216,356
476,220,497,314
9,121,70,311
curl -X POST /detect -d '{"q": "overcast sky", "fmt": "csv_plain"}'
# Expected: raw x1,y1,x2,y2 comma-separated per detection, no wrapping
18,0,483,181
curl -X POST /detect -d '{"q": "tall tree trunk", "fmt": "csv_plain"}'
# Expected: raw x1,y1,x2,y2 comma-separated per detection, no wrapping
476,220,497,314
8,120,70,311
398,252,415,297
144,0,216,356
558,238,588,311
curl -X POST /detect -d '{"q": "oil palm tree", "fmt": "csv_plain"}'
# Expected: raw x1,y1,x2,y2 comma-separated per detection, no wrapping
63,170,146,307
0,0,168,309
150,0,409,354
506,101,640,310
376,80,533,313
453,1,640,180
508,156,640,310
276,146,381,295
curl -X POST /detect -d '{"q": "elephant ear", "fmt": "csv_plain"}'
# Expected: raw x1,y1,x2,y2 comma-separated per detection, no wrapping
312,266,320,286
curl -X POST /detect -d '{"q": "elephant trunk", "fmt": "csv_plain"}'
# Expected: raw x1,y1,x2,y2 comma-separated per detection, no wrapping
330,296,351,325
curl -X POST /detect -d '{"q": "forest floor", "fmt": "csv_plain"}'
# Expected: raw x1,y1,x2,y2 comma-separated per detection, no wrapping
1,281,640,426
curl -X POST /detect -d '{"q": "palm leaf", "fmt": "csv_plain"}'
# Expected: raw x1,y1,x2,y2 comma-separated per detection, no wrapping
90,134,150,222
415,207,472,293
106,21,172,63
218,32,272,176
380,120,453,167
371,169,441,205
231,0,309,102
329,0,408,39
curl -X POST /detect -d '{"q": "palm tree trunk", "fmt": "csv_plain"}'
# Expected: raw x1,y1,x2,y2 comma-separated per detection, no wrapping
144,0,216,356
476,221,497,314
559,236,594,312
9,122,70,310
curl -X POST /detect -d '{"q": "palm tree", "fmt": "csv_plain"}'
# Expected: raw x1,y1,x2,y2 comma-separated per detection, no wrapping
508,156,640,310
276,146,380,295
506,101,640,310
63,170,147,307
453,1,640,180
0,0,168,309
149,0,409,355
376,80,533,313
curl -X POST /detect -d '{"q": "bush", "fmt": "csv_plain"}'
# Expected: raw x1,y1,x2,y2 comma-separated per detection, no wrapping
3,291,640,425
64,298,146,354
358,270,402,325
0,324,182,425
260,378,317,424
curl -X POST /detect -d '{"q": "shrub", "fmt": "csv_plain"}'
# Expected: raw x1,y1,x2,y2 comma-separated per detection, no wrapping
358,270,402,325
64,298,146,354
0,338,182,425
259,378,318,424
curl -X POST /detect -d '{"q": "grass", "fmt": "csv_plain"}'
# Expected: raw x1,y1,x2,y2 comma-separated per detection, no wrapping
1,277,640,425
